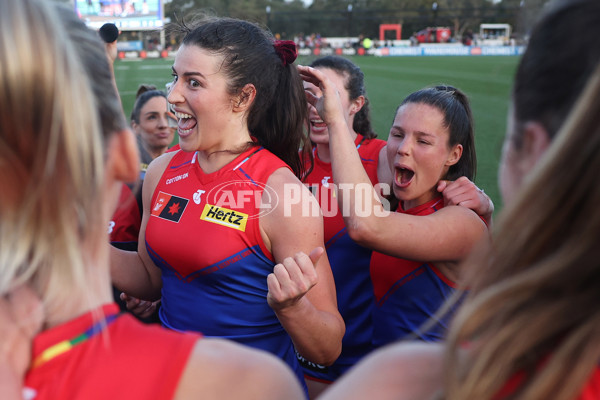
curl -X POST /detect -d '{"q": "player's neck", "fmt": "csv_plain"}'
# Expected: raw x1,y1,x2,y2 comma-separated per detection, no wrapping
43,256,113,330
316,142,331,164
196,143,254,174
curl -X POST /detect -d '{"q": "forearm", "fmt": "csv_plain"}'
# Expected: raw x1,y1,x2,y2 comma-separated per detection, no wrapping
275,297,344,366
328,119,388,237
110,246,162,300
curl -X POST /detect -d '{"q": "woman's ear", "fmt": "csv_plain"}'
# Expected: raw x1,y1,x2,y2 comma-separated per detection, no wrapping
130,120,140,135
518,121,551,173
349,95,365,116
106,128,140,184
232,83,257,112
445,144,463,166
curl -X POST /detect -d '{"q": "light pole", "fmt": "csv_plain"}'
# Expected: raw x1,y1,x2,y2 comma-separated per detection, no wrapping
266,5,271,31
347,4,353,37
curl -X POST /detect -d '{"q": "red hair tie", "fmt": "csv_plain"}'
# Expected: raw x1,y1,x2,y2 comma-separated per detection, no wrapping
273,40,297,66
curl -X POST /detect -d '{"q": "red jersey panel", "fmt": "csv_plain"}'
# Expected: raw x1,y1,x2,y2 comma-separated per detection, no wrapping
370,197,456,345
24,303,198,400
145,146,285,281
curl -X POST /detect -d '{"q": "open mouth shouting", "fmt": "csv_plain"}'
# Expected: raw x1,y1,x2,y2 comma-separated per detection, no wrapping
394,165,415,188
175,111,197,137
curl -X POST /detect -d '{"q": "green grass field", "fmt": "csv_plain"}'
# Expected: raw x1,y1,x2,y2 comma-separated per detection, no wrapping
114,55,519,211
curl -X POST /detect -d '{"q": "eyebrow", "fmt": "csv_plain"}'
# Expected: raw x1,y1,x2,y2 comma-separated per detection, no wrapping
392,126,437,138
415,131,436,138
171,66,206,79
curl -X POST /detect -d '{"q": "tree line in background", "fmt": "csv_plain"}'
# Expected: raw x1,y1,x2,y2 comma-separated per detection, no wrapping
164,0,552,41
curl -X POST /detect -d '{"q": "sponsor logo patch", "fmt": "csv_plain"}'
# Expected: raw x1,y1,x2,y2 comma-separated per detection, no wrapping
151,191,189,222
200,204,248,231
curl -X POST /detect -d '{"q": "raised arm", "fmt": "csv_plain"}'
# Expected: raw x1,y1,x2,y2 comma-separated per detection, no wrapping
261,169,345,366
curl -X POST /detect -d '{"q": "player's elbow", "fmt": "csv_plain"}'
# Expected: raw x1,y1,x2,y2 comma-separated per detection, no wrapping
345,218,379,248
305,343,343,367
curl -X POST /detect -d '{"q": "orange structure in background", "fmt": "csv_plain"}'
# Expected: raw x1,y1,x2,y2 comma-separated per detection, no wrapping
379,24,402,41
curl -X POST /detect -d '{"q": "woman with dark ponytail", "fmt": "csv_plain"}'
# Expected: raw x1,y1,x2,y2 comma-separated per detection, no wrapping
110,16,344,393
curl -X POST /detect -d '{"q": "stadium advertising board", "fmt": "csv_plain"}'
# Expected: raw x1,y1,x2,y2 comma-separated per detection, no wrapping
75,0,163,30
381,45,525,57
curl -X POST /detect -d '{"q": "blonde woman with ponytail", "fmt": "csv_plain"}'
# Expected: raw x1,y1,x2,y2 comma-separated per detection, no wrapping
0,0,303,398
316,0,600,399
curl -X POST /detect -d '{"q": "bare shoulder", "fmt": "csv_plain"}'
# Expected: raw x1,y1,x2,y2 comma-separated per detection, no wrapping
422,203,489,246
259,166,325,261
174,338,305,400
263,166,321,224
434,204,489,246
142,150,179,200
145,150,178,181
320,341,445,400
266,166,305,186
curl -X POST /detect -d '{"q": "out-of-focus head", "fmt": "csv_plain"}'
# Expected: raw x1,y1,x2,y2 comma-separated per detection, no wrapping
131,89,173,157
442,4,600,397
446,63,600,400
0,0,131,307
501,0,600,203
131,88,168,125
511,0,600,138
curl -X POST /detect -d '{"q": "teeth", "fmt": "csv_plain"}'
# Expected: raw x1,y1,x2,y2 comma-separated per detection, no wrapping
311,119,324,124
175,112,192,119
180,127,192,134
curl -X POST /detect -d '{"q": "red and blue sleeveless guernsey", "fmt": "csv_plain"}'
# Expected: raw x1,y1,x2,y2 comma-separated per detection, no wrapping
299,135,386,382
370,196,457,348
24,303,198,399
144,146,307,388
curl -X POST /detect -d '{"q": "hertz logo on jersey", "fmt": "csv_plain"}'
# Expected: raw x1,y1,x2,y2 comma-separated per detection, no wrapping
200,204,248,232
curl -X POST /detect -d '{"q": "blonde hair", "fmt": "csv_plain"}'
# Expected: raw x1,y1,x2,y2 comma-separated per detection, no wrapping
0,0,113,313
443,63,600,400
